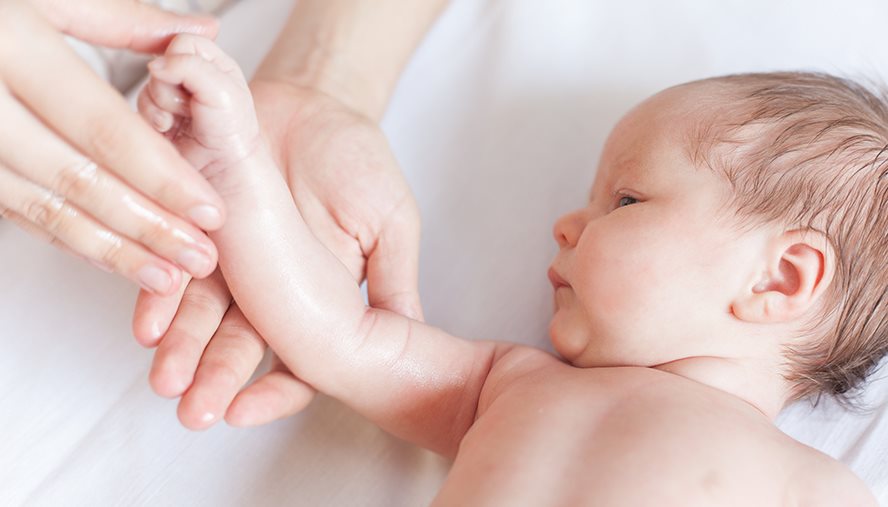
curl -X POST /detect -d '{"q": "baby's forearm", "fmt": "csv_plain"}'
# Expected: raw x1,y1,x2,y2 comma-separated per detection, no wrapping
208,148,495,456
207,148,368,376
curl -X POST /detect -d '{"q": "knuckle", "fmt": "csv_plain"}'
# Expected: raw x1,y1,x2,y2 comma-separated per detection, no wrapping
215,89,233,109
47,235,66,250
86,115,130,163
96,233,125,268
165,328,205,359
24,192,67,232
218,311,258,340
180,290,225,322
221,322,259,344
201,360,241,389
151,177,179,207
134,215,173,248
51,159,99,202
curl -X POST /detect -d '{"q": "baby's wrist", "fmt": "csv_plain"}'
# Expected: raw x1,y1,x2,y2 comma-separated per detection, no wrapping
205,138,279,198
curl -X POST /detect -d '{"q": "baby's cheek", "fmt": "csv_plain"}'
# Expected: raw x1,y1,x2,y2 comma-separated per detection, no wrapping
573,230,671,334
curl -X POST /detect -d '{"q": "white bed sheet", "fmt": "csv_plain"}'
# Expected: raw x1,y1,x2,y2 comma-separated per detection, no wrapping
2,0,888,505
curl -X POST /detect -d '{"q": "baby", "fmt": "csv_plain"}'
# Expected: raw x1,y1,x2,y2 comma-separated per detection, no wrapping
140,34,884,505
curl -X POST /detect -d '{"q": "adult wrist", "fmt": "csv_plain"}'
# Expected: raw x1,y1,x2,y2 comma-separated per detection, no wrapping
251,0,449,122
255,47,387,122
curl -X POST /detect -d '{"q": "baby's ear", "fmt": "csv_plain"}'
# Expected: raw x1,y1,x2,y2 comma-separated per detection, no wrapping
731,230,836,324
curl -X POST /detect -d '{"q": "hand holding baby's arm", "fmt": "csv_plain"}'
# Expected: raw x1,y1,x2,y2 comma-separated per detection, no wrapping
139,35,503,456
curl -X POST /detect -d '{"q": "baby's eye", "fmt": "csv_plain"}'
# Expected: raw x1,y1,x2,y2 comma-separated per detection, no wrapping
617,196,638,207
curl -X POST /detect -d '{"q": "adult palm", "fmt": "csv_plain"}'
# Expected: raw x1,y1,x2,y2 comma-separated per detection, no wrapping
253,79,422,318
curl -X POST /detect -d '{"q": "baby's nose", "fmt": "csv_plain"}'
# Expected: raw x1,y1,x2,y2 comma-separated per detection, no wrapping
553,209,585,248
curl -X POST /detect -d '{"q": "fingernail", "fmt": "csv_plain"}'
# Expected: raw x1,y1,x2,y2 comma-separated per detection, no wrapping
148,57,166,71
188,205,223,230
137,265,173,294
177,249,210,276
200,412,216,424
149,321,163,341
152,110,174,132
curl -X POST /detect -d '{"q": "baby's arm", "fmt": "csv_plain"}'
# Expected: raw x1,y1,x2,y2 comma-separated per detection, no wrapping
219,155,502,455
140,35,510,456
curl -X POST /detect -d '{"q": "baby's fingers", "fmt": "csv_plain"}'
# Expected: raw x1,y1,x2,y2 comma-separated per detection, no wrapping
148,54,243,111
136,86,175,134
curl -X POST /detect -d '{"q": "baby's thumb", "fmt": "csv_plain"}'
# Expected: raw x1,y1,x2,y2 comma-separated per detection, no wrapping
38,0,218,54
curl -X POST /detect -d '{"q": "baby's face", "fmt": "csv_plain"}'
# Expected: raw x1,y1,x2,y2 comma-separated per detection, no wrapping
548,84,764,368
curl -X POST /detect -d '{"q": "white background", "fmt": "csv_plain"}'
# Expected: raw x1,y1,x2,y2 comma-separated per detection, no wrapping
2,0,887,505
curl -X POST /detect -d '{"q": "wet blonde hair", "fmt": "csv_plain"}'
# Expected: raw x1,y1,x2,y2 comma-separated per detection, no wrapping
689,72,888,402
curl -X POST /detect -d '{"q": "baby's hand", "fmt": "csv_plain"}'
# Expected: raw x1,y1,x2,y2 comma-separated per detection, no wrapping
137,34,260,180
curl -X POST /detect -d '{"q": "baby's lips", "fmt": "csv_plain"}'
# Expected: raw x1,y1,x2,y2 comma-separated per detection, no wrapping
548,267,570,290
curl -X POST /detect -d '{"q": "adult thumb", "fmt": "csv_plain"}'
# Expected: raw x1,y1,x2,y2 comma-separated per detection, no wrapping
366,215,425,322
37,0,219,53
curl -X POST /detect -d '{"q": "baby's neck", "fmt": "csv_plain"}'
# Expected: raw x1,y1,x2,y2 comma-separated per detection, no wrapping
651,356,790,420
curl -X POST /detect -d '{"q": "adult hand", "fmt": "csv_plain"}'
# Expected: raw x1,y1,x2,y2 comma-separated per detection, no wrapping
132,79,423,428
138,270,317,429
253,79,424,320
0,0,225,299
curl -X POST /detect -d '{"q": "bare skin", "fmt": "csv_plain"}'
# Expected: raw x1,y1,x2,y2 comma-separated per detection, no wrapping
0,0,223,297
131,0,447,428
436,350,861,506
138,35,877,506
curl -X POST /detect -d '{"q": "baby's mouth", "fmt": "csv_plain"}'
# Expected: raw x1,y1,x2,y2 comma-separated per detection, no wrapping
547,267,571,290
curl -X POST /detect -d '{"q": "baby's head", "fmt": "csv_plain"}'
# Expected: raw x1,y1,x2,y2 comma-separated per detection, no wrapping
549,72,888,402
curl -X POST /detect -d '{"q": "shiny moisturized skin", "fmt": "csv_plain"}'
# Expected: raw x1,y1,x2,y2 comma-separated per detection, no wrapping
142,39,877,506
0,0,223,295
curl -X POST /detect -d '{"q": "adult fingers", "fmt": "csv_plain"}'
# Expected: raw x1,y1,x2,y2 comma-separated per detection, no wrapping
225,355,317,428
2,208,105,265
0,163,182,295
0,90,218,280
132,278,189,348
33,0,219,53
0,4,227,232
366,197,424,321
177,305,267,430
149,271,231,398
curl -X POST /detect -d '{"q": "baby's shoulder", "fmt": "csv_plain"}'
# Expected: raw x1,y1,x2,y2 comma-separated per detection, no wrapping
475,344,562,412
785,446,876,507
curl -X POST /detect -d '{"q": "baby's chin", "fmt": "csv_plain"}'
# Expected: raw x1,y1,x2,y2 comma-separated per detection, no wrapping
549,318,593,365
549,319,635,368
